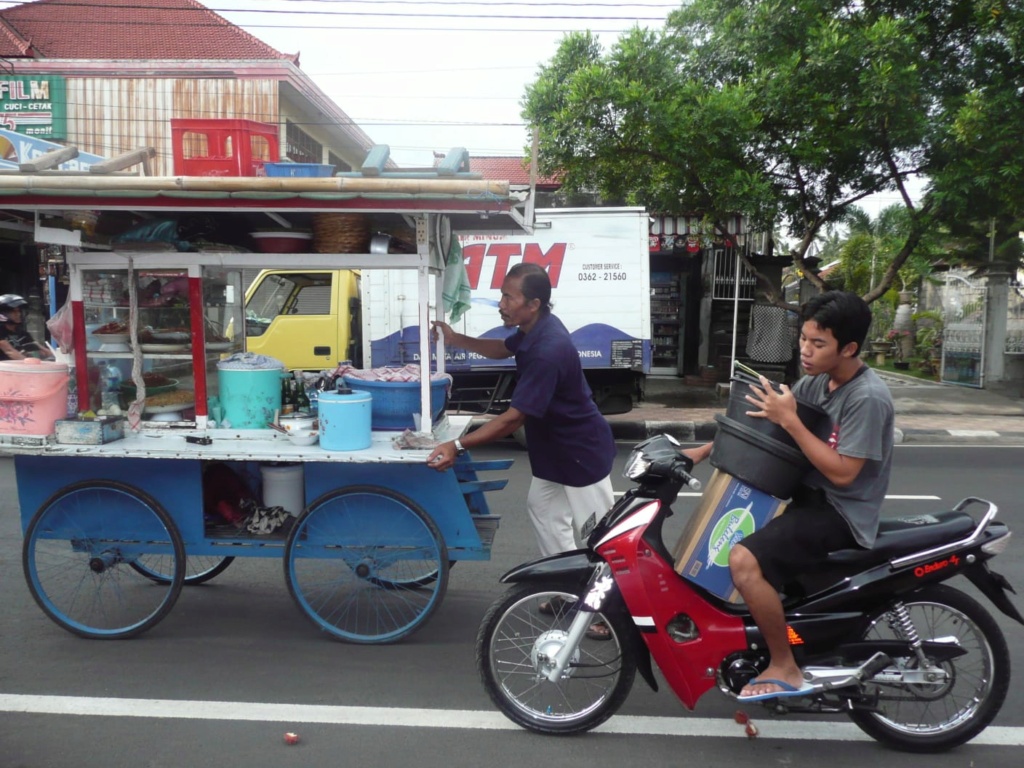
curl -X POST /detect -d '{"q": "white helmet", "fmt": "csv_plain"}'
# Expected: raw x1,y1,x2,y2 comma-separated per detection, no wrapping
0,293,27,310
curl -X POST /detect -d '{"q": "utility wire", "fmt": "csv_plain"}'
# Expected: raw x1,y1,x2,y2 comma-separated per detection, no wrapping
2,1,668,21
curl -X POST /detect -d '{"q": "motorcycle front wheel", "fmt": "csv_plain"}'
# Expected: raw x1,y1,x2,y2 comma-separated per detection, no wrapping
476,582,636,734
848,584,1010,752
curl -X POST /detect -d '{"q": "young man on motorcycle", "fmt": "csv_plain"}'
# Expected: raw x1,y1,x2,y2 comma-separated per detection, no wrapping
0,294,55,361
700,290,895,701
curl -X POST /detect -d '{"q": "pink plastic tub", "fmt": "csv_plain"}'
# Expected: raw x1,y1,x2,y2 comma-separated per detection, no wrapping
0,358,70,436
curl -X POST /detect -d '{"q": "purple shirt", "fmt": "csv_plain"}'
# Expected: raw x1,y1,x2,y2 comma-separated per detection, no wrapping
505,312,615,486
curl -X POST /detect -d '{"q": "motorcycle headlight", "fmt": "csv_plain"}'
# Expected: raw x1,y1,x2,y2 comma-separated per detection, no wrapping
623,450,651,480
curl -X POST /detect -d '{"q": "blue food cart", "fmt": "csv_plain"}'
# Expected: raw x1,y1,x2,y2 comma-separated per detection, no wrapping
1,165,532,643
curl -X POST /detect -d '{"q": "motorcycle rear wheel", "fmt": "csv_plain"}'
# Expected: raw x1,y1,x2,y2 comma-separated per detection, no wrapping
476,582,636,734
848,584,1009,752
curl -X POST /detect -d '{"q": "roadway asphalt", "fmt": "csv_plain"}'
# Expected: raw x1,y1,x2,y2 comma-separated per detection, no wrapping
603,371,1024,445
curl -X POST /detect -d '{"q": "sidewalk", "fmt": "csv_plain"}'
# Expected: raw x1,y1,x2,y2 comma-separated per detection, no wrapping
603,372,1024,445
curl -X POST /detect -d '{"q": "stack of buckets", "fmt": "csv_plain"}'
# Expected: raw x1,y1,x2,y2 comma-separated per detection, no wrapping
0,358,70,437
710,372,827,499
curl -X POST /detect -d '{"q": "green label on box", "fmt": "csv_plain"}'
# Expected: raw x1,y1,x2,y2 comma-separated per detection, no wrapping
707,505,756,567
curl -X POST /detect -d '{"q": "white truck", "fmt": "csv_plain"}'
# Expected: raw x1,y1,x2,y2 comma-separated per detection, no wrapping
361,207,652,413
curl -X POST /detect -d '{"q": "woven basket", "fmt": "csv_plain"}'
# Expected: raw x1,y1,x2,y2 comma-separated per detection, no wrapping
312,213,370,253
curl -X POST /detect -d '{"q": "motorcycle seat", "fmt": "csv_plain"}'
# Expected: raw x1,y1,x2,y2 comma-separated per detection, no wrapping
826,510,976,566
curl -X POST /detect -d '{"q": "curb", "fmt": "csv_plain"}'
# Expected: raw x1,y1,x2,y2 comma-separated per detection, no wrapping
607,420,717,442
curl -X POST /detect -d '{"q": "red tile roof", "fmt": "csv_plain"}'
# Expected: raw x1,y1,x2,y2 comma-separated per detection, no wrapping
0,0,293,61
468,156,561,188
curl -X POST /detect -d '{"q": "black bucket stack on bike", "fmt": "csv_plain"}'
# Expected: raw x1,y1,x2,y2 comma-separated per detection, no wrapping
710,372,827,499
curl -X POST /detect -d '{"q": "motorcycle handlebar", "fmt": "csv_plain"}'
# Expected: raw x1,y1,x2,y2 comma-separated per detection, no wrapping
672,464,702,492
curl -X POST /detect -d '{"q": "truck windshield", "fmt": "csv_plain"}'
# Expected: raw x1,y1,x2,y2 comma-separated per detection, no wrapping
245,273,332,337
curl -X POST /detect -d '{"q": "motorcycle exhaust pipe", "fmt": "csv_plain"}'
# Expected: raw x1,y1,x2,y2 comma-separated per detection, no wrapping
807,651,895,692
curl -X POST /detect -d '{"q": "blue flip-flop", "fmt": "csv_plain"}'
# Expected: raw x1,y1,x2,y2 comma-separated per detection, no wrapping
737,677,816,702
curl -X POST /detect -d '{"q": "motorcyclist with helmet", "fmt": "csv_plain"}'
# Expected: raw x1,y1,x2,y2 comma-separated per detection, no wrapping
0,294,55,361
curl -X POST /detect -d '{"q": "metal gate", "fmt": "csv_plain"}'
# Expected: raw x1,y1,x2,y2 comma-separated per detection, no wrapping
940,271,987,388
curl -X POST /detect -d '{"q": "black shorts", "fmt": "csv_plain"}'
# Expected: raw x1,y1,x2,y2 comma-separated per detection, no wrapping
738,487,860,591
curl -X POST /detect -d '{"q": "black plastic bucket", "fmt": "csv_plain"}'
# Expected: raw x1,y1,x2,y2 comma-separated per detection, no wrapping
726,374,828,450
710,414,810,499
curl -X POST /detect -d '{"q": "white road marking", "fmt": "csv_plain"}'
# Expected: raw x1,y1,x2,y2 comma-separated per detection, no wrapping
613,492,941,500
0,694,1021,745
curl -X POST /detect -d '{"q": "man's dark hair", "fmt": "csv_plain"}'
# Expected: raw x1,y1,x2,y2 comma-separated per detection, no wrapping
800,290,872,355
508,262,552,312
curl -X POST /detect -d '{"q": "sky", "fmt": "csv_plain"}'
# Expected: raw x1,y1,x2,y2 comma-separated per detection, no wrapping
210,0,671,166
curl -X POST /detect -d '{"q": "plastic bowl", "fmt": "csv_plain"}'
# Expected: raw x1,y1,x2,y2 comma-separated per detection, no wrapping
341,375,449,430
250,231,313,254
710,414,810,499
288,431,319,446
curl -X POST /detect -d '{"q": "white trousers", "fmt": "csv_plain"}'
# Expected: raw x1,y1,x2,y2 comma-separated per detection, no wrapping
527,475,614,557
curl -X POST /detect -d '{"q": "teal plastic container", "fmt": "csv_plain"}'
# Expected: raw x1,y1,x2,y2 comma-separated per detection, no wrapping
217,367,284,428
318,388,372,451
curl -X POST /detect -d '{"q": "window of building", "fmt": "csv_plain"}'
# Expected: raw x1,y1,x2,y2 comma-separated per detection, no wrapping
285,121,322,164
328,151,351,173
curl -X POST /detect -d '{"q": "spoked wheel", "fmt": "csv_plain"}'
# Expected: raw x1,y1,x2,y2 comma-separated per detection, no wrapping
848,584,1010,752
476,582,636,734
131,555,235,585
22,480,185,639
284,485,448,644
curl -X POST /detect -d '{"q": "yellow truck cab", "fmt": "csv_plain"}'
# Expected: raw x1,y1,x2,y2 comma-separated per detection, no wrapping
244,269,362,369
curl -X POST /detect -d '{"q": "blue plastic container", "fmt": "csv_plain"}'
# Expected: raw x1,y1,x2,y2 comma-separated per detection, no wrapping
263,162,335,178
342,375,448,430
217,367,283,428
318,389,372,451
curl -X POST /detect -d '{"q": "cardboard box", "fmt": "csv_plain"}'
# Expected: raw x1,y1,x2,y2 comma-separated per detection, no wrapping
672,469,787,602
55,417,125,445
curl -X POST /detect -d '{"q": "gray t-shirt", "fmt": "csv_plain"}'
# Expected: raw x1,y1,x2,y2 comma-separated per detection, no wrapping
792,366,894,548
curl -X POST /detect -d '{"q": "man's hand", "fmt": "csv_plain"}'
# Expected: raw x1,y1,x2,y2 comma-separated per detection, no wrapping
681,442,713,464
745,374,798,428
430,321,455,345
426,441,458,471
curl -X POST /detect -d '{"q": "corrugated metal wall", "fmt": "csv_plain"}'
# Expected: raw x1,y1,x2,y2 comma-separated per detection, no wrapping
67,78,279,175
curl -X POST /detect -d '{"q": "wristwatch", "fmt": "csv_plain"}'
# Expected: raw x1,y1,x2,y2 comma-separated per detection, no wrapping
453,438,466,456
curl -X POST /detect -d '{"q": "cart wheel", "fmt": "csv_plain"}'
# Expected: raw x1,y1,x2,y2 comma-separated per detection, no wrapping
131,555,235,585
22,480,185,639
284,485,449,644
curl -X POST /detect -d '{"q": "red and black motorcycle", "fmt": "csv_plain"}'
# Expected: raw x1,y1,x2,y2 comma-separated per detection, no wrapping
477,435,1023,752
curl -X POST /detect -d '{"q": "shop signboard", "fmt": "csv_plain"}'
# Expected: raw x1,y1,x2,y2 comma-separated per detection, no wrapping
0,75,65,139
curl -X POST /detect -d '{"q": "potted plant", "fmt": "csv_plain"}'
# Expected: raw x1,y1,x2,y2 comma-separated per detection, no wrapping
886,329,912,368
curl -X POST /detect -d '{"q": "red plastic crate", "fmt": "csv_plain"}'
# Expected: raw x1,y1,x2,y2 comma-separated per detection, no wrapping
170,118,280,177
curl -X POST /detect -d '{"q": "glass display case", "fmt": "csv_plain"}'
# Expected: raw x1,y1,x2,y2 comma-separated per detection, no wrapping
79,266,244,423
650,271,682,373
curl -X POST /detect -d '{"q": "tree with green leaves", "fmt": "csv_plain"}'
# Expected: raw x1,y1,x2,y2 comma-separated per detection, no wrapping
521,0,1024,304
836,205,941,297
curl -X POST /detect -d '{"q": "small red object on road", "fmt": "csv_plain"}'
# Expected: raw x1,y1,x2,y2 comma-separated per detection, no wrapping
745,722,759,739
284,732,300,745
734,709,749,724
